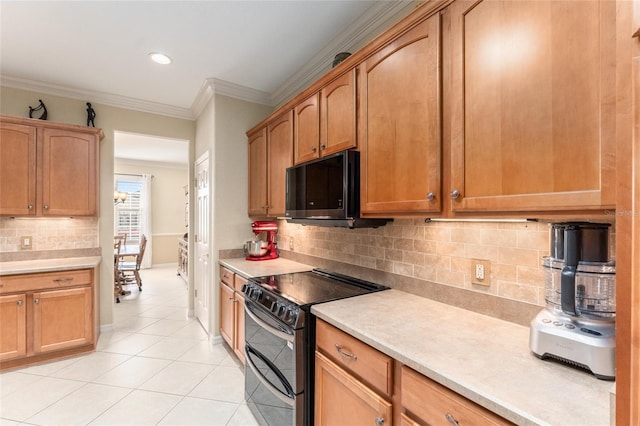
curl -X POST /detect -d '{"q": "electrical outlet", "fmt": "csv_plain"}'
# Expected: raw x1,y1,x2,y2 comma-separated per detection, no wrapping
289,236,294,250
20,236,33,250
471,259,490,286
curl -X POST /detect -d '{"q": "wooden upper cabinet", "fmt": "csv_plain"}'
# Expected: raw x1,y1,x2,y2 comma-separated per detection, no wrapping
267,110,294,217
294,69,357,166
0,116,102,217
447,0,617,213
359,15,441,215
248,127,268,216
294,93,321,165
0,122,36,216
320,69,357,156
41,128,98,216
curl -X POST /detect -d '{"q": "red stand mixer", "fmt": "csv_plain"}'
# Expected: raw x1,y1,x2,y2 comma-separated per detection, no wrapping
245,221,279,261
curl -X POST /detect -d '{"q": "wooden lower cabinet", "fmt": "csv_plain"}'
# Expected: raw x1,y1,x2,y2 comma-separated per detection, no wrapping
0,294,27,361
315,351,392,426
0,269,96,370
401,365,512,426
218,266,245,365
315,320,511,426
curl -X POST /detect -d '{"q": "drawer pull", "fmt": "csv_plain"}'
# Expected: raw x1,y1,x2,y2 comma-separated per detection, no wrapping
53,277,74,283
374,417,384,426
335,344,357,361
445,413,460,426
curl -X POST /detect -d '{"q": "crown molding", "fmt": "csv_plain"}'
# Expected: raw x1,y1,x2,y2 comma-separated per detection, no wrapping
191,78,272,118
0,74,195,120
270,1,416,107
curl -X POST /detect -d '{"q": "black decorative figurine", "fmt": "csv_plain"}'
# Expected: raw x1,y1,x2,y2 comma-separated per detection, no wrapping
28,99,47,120
86,102,96,127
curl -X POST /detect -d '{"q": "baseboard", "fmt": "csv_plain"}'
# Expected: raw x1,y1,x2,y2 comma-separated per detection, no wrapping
100,323,115,333
211,335,223,345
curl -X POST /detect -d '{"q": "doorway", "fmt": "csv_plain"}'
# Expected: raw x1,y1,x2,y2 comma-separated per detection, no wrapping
194,152,210,333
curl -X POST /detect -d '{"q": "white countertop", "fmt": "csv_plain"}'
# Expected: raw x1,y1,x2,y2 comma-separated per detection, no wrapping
0,256,102,275
219,257,314,278
312,289,613,426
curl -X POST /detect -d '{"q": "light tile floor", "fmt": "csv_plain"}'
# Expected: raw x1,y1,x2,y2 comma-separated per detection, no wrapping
0,264,259,426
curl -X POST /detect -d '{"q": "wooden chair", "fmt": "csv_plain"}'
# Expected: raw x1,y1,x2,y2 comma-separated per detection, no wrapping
114,239,123,303
114,234,127,247
117,235,147,292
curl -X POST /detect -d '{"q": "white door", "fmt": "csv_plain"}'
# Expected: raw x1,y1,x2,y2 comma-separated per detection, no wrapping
194,152,210,333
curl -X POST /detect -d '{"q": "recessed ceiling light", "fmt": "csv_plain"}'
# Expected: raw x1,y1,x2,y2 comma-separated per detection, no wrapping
149,52,172,65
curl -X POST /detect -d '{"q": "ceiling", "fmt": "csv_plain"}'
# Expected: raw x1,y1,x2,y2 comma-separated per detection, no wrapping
0,1,412,163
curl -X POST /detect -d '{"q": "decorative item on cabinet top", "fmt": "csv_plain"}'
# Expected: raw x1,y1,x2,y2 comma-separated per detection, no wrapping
28,99,47,120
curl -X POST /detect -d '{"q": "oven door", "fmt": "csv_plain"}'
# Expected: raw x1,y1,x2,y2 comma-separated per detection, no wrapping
244,299,303,426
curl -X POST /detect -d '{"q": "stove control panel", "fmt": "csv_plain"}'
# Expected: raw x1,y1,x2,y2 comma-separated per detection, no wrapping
243,280,303,329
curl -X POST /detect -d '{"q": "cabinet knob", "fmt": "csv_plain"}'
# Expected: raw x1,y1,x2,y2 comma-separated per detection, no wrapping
43,205,49,210
28,204,33,210
374,417,384,426
17,300,23,306
311,146,317,153
34,298,40,304
426,192,435,201
445,413,460,426
450,189,460,199
320,144,326,150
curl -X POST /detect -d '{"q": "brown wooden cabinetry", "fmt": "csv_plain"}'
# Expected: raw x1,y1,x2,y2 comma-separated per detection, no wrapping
267,111,294,217
401,365,512,426
248,127,268,216
0,115,103,217
218,266,245,364
0,268,96,370
359,14,441,215
446,0,617,213
315,319,393,426
294,69,357,165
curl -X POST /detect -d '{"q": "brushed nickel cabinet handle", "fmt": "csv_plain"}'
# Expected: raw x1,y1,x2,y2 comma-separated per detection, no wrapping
43,205,49,210
374,417,384,426
17,300,23,306
320,144,326,150
335,344,357,361
28,204,33,210
34,298,40,304
445,413,460,426
450,189,460,199
311,146,317,153
53,277,73,283
426,192,435,201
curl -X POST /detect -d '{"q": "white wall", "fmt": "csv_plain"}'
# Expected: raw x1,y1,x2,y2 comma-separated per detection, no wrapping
195,93,271,336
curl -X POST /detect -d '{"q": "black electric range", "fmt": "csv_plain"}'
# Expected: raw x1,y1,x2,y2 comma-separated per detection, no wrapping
242,269,388,426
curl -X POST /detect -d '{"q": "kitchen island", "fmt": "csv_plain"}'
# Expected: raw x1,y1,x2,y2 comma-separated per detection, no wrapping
312,289,613,426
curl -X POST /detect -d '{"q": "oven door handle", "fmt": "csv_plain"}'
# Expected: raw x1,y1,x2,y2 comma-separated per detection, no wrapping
245,301,295,343
245,345,295,407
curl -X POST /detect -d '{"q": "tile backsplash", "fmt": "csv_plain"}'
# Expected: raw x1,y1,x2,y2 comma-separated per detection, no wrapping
0,218,99,253
278,218,616,309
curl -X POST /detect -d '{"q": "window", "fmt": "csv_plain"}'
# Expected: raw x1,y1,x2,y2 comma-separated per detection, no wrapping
114,176,143,244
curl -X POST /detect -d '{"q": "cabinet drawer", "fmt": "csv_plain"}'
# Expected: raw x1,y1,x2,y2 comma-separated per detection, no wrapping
0,269,92,294
401,366,511,426
234,274,247,293
220,266,234,286
316,319,393,397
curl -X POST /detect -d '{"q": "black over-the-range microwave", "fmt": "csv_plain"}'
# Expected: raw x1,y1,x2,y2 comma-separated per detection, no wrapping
284,150,391,229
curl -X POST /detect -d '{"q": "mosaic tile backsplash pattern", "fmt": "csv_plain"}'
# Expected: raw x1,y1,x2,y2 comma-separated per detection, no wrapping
0,218,99,252
277,219,616,307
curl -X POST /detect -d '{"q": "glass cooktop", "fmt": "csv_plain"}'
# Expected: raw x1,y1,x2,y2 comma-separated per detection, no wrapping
248,269,388,310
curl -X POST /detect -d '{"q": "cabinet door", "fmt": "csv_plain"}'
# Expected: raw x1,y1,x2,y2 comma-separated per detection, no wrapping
321,69,357,156
294,93,320,165
359,15,441,215
267,110,294,217
0,122,36,216
41,128,98,216
0,294,27,361
219,281,234,348
447,0,616,212
33,287,93,354
315,351,392,426
248,127,268,216
234,292,245,365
